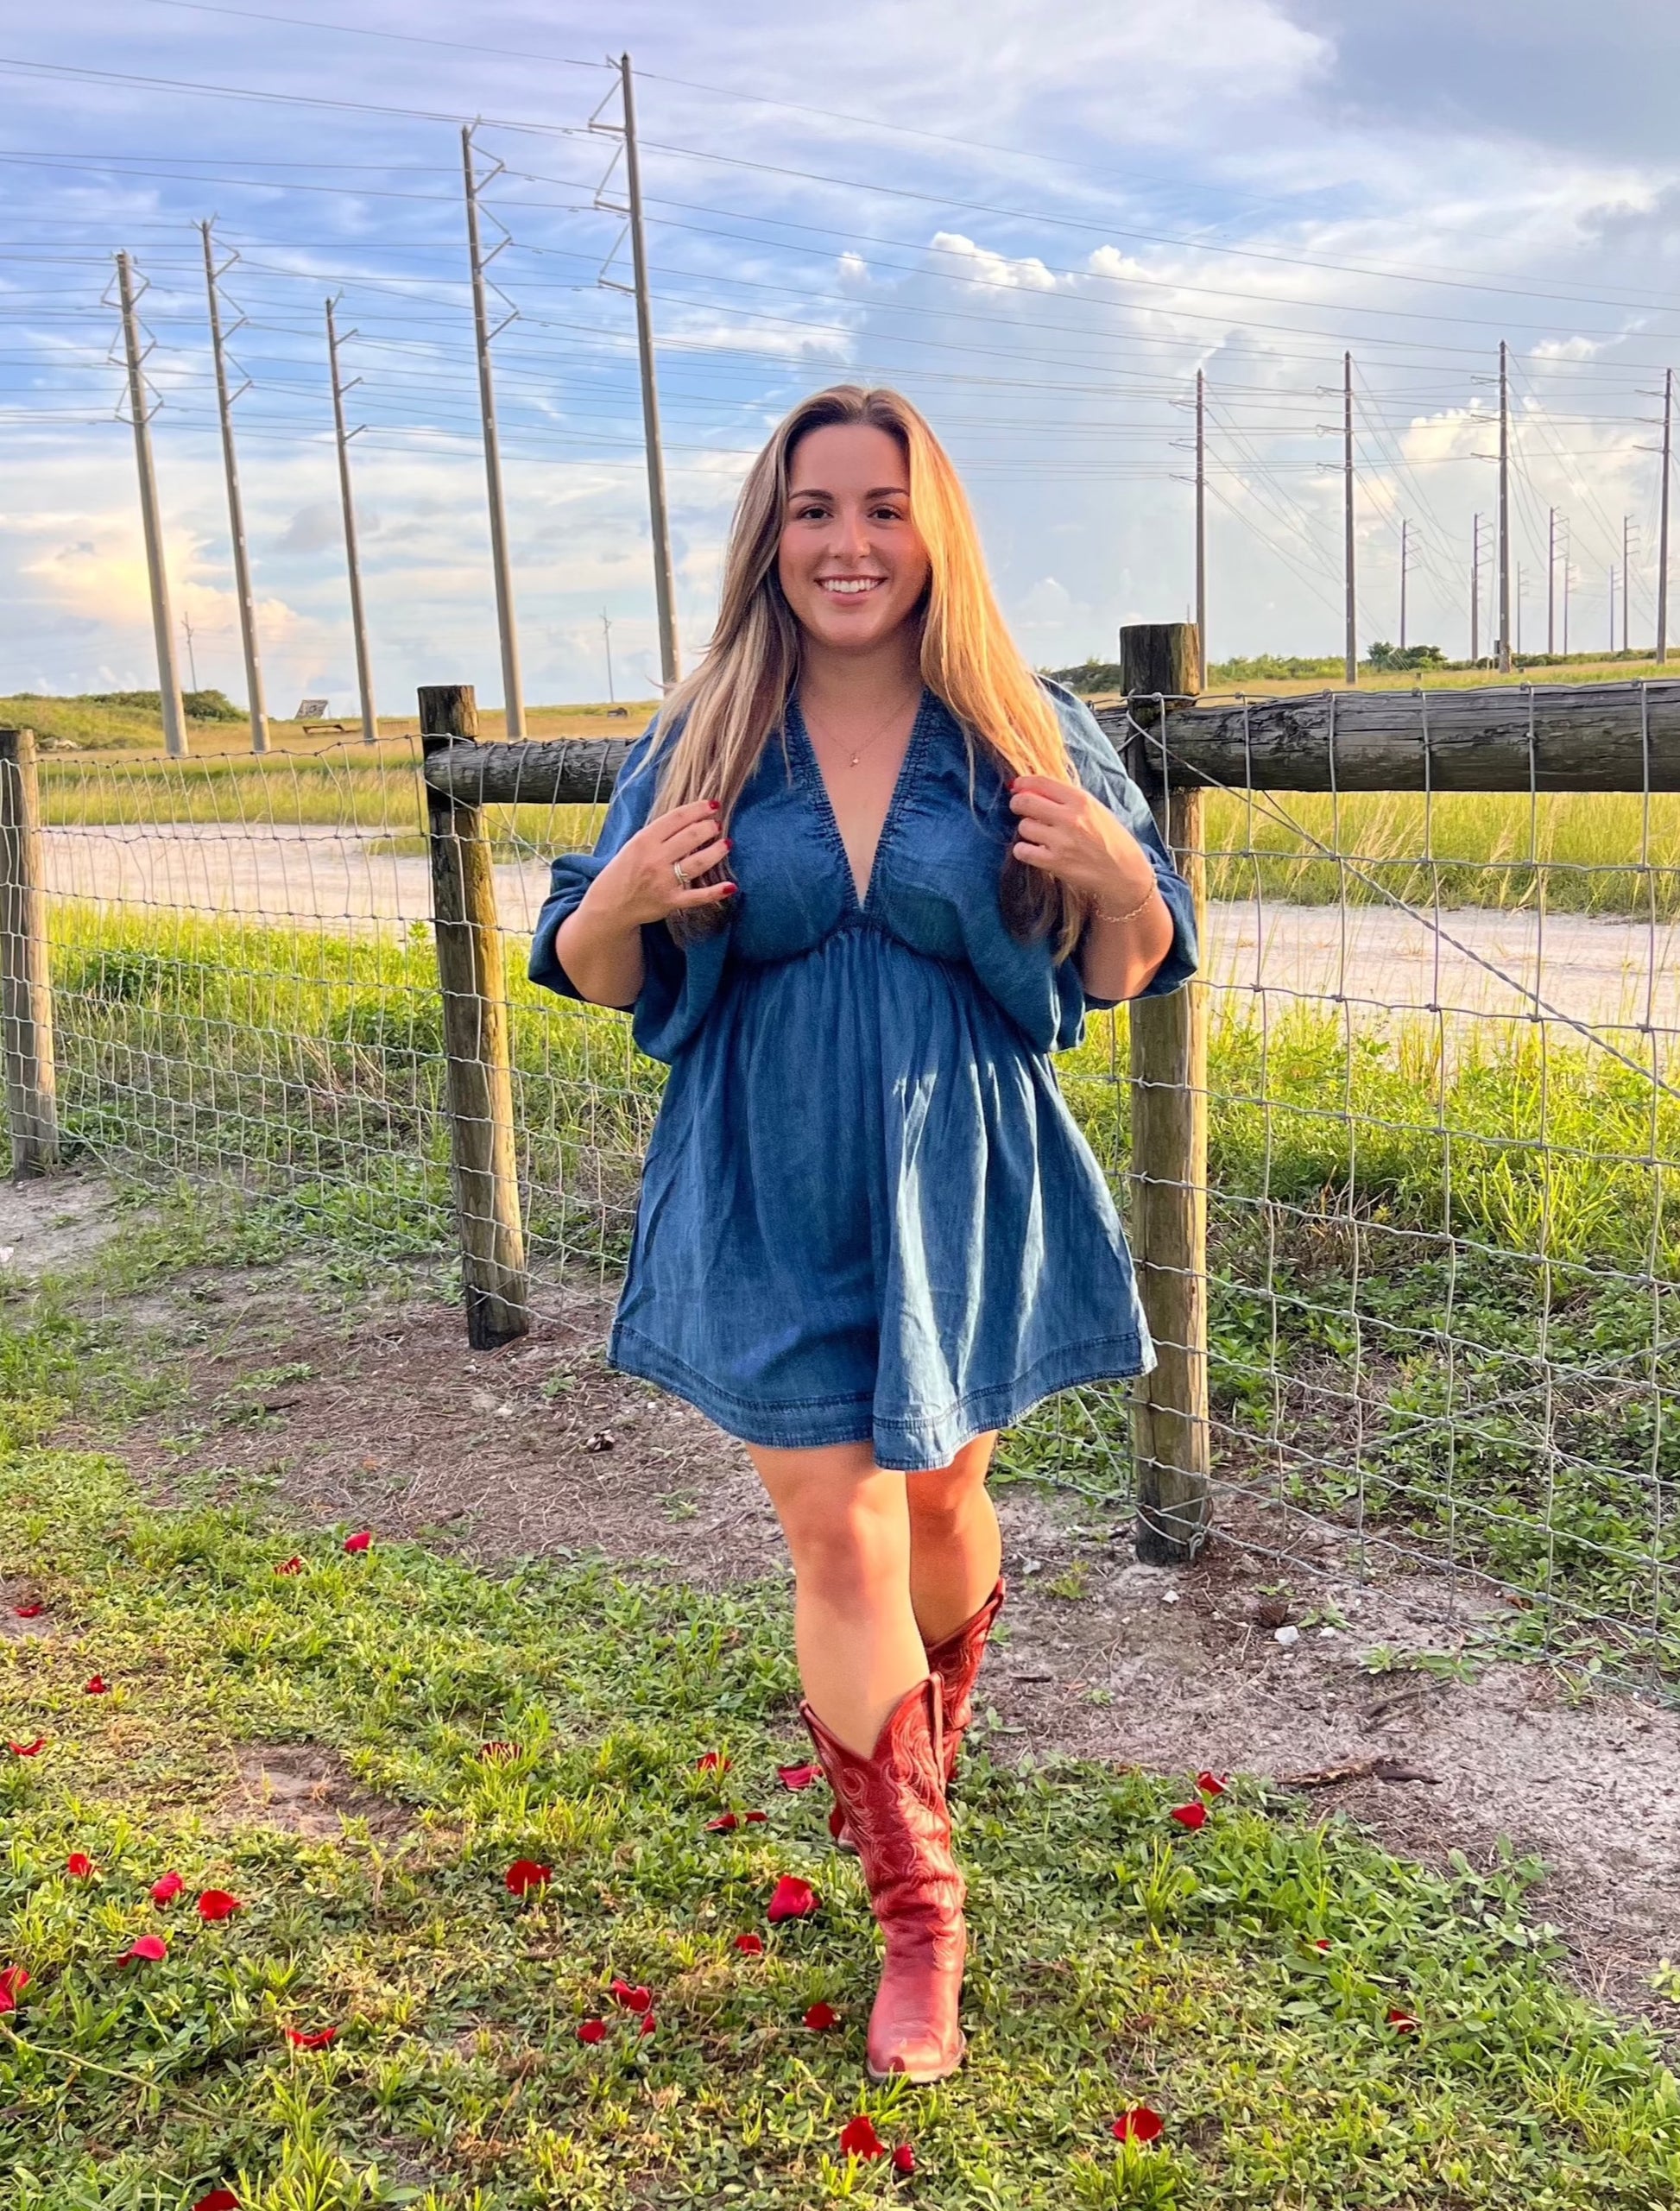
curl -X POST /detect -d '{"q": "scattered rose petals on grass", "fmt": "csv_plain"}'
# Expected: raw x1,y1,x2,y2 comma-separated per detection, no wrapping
84,1676,108,1696
13,1602,44,1619
275,1556,304,1576
639,2013,656,2038
706,1812,740,1832
767,1874,819,1922
194,2190,240,2211
66,1854,96,1880
776,1760,822,1791
1112,2107,1165,2144
840,2113,887,2160
1387,2007,1420,2033
1196,1771,1228,1797
1169,1801,1208,1831
504,1860,552,1897
609,1978,654,2013
283,2025,338,2049
803,2000,839,2031
151,1872,184,1908
696,1750,729,1772
196,1889,243,1923
117,1935,167,1967
743,1809,767,1823
576,2018,607,2044
734,1933,764,1956
343,1531,372,1553
8,1738,46,1757
0,1966,28,2012
1313,1937,1332,1953
893,2143,916,2174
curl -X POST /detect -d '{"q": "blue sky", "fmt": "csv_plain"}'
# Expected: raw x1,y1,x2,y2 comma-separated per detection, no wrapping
3,0,1678,713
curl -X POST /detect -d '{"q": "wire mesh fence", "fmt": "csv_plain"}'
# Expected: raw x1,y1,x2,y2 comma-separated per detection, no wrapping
8,678,1678,1682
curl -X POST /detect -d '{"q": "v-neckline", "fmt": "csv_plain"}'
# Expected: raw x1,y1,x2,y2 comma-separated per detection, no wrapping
790,688,932,912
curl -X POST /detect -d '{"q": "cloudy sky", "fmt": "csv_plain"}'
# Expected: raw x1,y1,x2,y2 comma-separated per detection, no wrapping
3,0,1678,714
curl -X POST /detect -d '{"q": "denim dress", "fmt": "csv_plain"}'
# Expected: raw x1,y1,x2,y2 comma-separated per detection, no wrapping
529,679,1197,1472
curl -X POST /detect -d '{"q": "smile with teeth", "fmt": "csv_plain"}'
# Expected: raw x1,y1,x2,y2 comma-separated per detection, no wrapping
819,577,884,596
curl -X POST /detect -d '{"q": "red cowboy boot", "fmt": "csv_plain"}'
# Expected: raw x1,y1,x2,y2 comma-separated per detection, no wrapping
801,1677,967,2085
828,1577,1006,1851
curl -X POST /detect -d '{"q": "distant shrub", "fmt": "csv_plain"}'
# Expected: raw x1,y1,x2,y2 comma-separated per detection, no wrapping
1041,660,1125,695
1207,654,1345,683
1367,641,1447,672
80,689,245,722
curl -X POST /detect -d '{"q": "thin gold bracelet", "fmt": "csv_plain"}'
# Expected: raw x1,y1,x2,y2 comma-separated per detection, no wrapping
1090,882,1159,927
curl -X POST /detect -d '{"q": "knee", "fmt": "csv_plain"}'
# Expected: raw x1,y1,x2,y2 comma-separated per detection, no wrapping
786,1497,905,1609
906,1469,986,1540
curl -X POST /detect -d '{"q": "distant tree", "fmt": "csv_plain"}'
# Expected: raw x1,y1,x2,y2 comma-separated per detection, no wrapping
1040,659,1125,695
84,687,244,720
1366,641,1446,673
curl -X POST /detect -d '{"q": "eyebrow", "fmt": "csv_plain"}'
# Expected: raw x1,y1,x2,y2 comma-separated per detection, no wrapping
786,483,909,499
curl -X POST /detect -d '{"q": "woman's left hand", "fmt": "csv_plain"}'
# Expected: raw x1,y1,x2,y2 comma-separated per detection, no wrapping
1007,774,1156,907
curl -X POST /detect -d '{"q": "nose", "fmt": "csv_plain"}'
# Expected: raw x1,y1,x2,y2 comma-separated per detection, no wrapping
829,502,875,566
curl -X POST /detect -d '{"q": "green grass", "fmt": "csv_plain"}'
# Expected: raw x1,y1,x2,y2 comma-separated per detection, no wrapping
2,1433,1677,2208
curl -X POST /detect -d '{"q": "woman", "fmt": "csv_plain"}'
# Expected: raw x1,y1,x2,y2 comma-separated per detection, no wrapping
530,385,1196,2086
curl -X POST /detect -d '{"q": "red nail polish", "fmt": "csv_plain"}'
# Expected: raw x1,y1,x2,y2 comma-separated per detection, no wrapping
721,882,738,895
708,799,721,811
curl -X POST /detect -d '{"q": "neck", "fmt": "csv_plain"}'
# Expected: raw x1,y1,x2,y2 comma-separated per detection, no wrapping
798,624,923,722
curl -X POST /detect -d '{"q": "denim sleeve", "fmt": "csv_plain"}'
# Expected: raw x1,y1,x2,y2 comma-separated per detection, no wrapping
527,720,729,1064
1045,682,1199,1011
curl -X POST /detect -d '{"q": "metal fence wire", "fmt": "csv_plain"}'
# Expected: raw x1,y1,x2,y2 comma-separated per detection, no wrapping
9,677,1679,1684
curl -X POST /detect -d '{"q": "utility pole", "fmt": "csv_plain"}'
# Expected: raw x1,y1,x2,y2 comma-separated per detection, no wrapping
1515,561,1524,656
1496,339,1512,673
620,54,680,687
1622,514,1633,654
200,221,268,755
325,298,378,748
1194,367,1207,672
115,250,186,758
602,610,615,703
462,126,525,739
1609,565,1617,654
1342,351,1356,685
1547,506,1557,658
180,611,199,693
1562,515,1571,655
1470,513,1482,662
1658,367,1673,666
1398,516,1408,651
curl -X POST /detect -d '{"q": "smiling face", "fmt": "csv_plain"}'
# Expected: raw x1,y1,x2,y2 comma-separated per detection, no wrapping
775,421,932,657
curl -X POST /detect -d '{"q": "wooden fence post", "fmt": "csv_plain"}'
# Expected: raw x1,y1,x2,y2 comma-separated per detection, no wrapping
420,684,530,1350
1121,625,1210,1563
0,728,60,1178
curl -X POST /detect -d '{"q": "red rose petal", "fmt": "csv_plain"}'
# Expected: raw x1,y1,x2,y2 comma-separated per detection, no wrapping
275,1556,304,1576
1313,1937,1332,1952
196,1889,243,1923
13,1602,44,1619
118,1934,167,1966
151,1871,185,1907
504,1859,552,1897
66,1853,96,1880
1169,1800,1208,1830
776,1760,822,1791
734,1932,764,1955
282,2025,338,2049
743,1809,768,1823
194,2190,241,2211
0,1965,28,2012
803,1999,839,2031
639,2012,656,2037
839,2113,887,2160
609,1977,653,2013
706,1812,740,1832
893,2142,916,2174
1387,2006,1420,2033
7,1738,46,1756
343,1531,372,1553
696,1750,729,1772
767,1874,819,1923
84,1676,108,1696
577,2018,607,2044
1196,1770,1228,1797
1112,2106,1165,2144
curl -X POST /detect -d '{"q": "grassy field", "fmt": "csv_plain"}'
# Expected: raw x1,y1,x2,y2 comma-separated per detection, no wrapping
1,1393,1677,2208
35,898,1680,1680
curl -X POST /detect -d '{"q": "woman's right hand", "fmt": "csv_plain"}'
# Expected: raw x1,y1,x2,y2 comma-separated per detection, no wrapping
591,799,736,925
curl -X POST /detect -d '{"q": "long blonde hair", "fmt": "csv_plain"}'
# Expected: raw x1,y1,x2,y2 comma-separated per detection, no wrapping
639,384,1089,957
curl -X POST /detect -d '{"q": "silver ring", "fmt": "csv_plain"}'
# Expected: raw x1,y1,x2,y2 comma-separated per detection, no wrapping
673,859,690,888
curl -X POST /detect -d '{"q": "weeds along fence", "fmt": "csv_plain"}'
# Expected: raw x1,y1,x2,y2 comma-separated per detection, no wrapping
1,625,1677,1681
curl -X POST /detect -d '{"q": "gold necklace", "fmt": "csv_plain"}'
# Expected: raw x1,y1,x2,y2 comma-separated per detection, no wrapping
803,692,919,768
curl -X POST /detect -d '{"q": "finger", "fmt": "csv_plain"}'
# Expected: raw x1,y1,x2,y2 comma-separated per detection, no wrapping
1010,839,1057,871
676,879,737,906
1007,788,1071,823
666,816,730,859
1008,774,1072,802
673,834,731,875
655,800,724,843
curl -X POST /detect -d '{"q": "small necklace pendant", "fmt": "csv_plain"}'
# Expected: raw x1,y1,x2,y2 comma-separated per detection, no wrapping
849,751,860,768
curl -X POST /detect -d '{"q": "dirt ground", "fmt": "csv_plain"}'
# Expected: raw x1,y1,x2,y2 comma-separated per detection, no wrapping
7,1171,1677,2041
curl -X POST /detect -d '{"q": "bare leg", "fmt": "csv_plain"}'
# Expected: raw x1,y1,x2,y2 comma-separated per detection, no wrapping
746,1439,927,1755
906,1431,1001,1646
